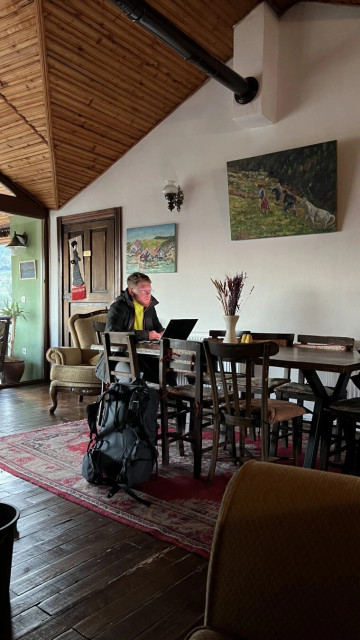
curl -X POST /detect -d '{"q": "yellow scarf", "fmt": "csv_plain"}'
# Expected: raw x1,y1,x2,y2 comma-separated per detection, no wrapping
133,298,144,330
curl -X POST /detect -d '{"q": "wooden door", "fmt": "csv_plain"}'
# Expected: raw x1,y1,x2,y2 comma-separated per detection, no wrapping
59,208,121,345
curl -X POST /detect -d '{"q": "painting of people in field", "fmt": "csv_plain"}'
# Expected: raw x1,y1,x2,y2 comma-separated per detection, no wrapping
126,223,176,273
227,140,337,240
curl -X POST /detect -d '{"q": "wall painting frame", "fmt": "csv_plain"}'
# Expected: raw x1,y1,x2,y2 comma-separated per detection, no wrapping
227,140,337,241
126,223,176,274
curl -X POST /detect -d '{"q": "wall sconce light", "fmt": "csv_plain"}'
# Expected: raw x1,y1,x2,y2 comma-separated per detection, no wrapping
162,180,184,212
6,231,28,255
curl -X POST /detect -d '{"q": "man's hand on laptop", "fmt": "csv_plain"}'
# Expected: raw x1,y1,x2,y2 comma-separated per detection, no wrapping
149,330,163,340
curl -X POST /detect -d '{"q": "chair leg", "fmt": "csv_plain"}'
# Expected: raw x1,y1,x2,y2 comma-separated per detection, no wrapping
269,422,280,458
207,414,221,483
319,412,336,471
176,399,186,456
291,417,302,466
49,384,58,414
342,418,357,475
191,407,203,479
160,399,170,465
333,420,343,462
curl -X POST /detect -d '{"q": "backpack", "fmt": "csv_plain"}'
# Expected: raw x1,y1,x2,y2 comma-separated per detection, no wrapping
82,378,159,506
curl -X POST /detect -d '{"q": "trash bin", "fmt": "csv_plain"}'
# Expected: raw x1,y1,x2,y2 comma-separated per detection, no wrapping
0,503,20,640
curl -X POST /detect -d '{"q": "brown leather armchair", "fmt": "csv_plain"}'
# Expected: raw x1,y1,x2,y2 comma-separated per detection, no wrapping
46,309,107,413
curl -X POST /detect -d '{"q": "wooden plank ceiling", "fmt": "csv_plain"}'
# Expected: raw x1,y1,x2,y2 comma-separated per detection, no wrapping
0,0,359,211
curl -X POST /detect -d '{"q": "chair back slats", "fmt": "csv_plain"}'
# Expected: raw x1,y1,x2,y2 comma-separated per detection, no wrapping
93,321,107,345
102,331,139,384
294,335,354,386
203,340,280,462
251,332,294,347
160,338,204,391
208,332,294,385
159,338,209,476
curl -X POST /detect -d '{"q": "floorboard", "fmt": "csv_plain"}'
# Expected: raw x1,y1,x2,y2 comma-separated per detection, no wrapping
0,384,207,640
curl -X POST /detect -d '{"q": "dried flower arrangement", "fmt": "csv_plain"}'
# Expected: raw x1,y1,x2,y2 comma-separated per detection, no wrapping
211,272,254,316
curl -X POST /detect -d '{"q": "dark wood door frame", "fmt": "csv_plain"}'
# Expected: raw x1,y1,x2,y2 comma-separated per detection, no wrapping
57,207,122,345
0,172,50,384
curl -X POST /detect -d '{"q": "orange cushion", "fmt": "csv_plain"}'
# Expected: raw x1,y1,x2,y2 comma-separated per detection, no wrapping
241,398,306,424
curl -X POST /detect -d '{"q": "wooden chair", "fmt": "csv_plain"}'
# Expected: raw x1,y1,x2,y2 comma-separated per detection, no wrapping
159,338,215,478
320,370,360,474
93,321,107,345
203,339,306,481
185,460,360,640
275,335,355,453
208,330,295,394
102,331,140,384
0,315,11,384
276,334,354,404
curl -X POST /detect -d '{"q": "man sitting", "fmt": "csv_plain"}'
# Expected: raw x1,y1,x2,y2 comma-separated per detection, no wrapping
96,272,164,383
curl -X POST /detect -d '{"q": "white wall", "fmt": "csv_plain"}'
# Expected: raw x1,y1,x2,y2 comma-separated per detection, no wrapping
50,3,360,345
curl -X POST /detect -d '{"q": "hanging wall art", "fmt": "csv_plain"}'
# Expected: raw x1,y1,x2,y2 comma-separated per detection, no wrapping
227,140,337,241
69,235,86,300
126,223,176,274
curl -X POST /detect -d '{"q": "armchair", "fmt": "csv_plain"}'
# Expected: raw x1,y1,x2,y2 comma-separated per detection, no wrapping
46,309,107,413
186,460,360,640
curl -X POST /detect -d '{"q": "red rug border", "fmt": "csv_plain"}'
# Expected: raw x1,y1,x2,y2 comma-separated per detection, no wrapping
0,421,217,558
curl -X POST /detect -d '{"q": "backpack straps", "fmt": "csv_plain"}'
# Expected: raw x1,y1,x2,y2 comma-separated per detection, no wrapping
107,482,152,507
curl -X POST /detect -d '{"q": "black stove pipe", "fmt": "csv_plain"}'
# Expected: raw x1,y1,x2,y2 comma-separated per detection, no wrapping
107,0,258,104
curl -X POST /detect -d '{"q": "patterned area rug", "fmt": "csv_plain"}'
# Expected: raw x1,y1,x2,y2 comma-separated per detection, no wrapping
0,421,238,558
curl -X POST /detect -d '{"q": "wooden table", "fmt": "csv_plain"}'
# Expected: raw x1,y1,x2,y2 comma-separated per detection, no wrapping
264,346,360,468
96,340,360,469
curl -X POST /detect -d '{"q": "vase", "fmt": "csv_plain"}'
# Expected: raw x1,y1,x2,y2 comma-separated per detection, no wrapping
223,315,239,343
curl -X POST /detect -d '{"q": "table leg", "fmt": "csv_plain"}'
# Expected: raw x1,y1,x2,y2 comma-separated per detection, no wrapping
302,370,350,469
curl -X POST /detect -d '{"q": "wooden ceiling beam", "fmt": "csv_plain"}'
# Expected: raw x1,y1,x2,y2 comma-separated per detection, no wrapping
0,172,48,218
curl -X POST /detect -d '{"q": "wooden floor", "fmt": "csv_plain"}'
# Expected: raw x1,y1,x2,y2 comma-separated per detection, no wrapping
0,384,207,640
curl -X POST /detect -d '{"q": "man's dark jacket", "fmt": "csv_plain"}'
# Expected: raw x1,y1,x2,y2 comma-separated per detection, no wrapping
105,288,164,341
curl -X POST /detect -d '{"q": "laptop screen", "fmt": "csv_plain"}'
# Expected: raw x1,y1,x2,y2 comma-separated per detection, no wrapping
162,318,198,340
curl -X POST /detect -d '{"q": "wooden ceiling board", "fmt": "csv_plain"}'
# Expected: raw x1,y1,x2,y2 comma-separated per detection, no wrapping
0,0,359,211
0,0,53,207
42,0,211,206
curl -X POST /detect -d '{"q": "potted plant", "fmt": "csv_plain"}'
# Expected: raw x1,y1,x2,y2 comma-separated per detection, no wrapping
0,299,26,383
211,272,254,343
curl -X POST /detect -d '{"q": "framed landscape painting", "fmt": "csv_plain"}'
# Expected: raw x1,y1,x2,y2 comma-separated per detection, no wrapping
227,140,337,240
126,223,176,274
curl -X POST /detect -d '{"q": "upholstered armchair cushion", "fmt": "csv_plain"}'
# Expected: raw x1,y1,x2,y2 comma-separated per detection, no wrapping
69,310,108,348
196,460,360,640
50,363,100,384
46,346,99,366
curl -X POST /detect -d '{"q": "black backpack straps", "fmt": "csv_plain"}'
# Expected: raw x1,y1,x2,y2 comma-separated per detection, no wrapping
107,482,152,507
86,384,113,436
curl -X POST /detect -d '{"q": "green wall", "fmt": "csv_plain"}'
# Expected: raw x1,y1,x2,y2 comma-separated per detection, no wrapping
10,216,44,381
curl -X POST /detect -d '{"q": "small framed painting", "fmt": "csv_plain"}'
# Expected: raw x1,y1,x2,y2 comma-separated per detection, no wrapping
19,260,37,280
126,223,176,274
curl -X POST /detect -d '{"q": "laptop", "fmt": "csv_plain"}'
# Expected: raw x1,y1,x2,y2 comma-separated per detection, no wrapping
162,318,198,340
138,319,198,343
